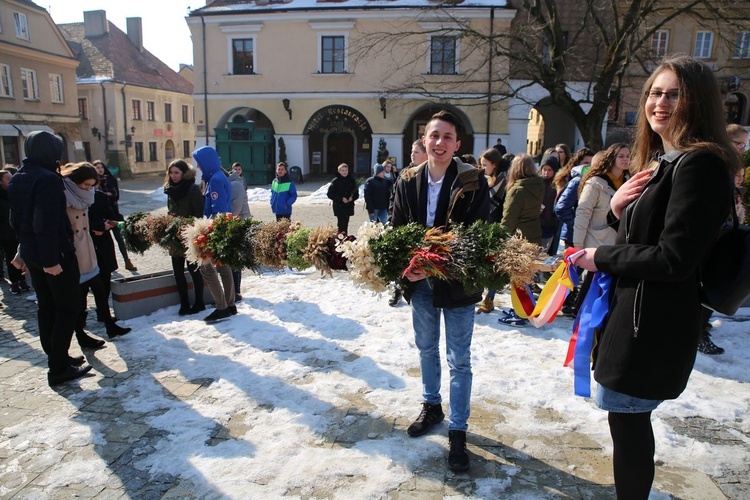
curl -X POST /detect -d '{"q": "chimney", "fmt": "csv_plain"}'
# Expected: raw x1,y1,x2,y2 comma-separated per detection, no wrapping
83,10,108,38
126,17,143,52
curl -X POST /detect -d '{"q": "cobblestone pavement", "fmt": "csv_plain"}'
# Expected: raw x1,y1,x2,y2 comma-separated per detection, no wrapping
0,175,747,499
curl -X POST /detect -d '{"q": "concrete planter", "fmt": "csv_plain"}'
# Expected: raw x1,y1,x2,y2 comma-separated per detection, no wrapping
111,270,212,320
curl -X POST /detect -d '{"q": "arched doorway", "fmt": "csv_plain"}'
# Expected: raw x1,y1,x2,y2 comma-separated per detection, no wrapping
532,97,578,154
401,104,474,165
165,140,175,163
304,105,373,176
526,108,545,156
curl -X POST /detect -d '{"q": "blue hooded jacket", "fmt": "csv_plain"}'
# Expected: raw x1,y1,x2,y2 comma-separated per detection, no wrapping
192,146,231,217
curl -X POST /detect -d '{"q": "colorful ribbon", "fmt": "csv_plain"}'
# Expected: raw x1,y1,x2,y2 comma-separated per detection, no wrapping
511,248,580,326
563,272,613,397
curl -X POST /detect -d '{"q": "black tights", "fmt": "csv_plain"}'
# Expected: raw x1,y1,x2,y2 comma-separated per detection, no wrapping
608,411,655,499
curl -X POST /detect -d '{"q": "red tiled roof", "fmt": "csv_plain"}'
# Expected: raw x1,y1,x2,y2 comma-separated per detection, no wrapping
58,21,192,95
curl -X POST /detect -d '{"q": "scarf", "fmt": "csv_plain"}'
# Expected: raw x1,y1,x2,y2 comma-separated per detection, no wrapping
164,178,194,201
63,177,95,209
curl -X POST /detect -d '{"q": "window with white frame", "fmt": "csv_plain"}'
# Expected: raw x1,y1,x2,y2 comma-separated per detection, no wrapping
182,105,189,123
148,142,157,161
14,12,29,40
20,68,37,100
146,101,155,121
49,74,63,103
0,64,13,98
650,30,670,58
164,103,172,122
429,35,458,75
134,142,144,162
735,31,750,59
321,35,346,74
693,31,714,59
232,38,255,75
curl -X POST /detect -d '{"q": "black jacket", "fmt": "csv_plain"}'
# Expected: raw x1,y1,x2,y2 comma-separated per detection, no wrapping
391,158,489,308
327,173,359,217
89,190,118,274
364,175,393,212
166,171,204,218
0,188,15,241
593,150,733,400
8,131,74,268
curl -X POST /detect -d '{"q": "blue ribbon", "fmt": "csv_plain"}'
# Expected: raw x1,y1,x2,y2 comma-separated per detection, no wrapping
572,272,613,397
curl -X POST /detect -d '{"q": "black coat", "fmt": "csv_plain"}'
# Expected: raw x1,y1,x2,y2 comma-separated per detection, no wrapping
327,173,358,217
89,190,118,274
0,188,15,241
8,131,74,268
364,175,393,212
391,158,489,308
593,150,733,400
166,173,204,218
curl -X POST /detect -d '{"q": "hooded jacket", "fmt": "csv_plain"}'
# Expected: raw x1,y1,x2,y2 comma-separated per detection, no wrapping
229,170,251,219
193,146,231,217
391,157,489,308
8,131,74,267
572,174,618,249
554,164,587,245
271,173,297,216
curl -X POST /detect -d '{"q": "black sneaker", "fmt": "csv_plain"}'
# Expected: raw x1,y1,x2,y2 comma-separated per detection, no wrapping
698,332,724,355
10,283,21,295
18,280,31,292
229,305,238,315
407,402,444,437
204,308,231,323
388,288,402,307
448,430,470,472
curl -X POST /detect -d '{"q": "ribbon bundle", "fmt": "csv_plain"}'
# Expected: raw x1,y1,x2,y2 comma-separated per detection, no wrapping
511,248,580,327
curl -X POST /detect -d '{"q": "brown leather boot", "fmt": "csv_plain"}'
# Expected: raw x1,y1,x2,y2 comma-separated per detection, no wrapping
476,294,495,314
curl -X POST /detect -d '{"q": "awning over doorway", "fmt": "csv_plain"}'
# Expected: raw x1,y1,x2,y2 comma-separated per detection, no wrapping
0,124,19,136
13,125,54,136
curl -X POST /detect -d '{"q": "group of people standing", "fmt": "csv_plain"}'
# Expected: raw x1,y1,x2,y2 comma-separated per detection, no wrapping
7,132,133,386
4,53,745,498
381,55,744,500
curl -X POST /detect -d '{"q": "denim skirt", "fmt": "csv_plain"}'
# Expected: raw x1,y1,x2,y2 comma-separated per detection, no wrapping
595,383,663,413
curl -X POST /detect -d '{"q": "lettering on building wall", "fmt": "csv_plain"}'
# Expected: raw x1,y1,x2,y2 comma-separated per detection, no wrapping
306,107,369,134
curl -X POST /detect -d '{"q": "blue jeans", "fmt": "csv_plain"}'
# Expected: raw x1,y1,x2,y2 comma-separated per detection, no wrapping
368,209,388,224
410,279,474,431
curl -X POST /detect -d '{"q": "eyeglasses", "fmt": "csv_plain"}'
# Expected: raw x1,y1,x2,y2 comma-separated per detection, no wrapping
733,140,747,152
645,90,679,102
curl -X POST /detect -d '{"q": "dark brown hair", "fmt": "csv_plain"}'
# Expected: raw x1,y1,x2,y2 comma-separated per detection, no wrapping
631,55,741,175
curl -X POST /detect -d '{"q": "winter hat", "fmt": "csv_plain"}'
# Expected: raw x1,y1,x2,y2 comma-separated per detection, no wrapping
374,163,384,175
540,155,561,172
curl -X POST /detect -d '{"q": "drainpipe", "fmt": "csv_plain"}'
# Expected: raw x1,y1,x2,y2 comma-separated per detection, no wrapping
120,83,131,178
485,7,495,150
201,14,209,145
99,81,108,159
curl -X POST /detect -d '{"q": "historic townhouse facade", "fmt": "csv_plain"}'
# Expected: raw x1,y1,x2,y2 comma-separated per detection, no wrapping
0,0,81,165
188,0,515,183
608,4,750,142
59,10,195,176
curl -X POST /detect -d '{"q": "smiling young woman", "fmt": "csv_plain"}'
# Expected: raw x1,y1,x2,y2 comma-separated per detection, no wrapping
574,55,742,499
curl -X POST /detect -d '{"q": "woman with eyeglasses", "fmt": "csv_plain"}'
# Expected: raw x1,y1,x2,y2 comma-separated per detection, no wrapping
62,163,131,348
573,55,741,499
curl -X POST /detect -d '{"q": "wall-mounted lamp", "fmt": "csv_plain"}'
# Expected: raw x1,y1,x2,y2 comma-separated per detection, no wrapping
130,125,136,134
90,126,101,141
282,98,292,120
379,97,387,119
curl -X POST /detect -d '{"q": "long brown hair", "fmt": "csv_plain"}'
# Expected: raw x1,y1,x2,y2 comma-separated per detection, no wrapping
479,148,502,186
631,55,741,175
554,147,594,191
163,159,193,188
506,154,536,192
578,144,628,195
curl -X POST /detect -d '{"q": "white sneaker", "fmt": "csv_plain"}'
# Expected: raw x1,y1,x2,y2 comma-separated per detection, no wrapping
26,293,37,302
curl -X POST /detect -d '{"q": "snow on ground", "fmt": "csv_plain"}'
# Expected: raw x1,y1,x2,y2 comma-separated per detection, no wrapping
4,267,748,497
